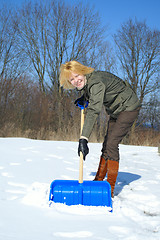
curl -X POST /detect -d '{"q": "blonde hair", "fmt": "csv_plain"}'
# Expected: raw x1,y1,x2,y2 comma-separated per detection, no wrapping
59,60,94,89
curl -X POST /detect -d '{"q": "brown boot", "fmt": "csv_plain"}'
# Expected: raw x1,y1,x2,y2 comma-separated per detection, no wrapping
107,160,119,198
94,156,108,181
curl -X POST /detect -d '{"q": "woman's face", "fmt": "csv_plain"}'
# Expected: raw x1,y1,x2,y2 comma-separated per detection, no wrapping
69,73,86,90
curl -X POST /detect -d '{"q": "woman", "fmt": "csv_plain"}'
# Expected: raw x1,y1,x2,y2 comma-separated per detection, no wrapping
60,60,140,197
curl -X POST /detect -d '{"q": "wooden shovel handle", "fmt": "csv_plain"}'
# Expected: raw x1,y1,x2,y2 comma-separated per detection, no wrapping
79,108,85,183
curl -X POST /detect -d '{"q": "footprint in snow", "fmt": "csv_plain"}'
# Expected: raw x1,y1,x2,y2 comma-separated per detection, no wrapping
109,226,130,236
53,231,93,238
66,167,78,172
63,160,73,165
21,147,34,151
1,172,13,178
48,154,63,159
10,163,21,166
61,175,75,180
26,159,32,162
8,182,27,188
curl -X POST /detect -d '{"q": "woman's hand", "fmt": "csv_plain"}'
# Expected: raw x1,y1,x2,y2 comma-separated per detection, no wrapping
74,95,85,106
78,139,89,160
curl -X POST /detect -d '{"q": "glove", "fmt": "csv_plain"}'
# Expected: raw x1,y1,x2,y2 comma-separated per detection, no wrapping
74,95,85,107
78,139,89,160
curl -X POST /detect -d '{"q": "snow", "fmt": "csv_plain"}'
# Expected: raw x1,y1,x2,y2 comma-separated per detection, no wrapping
0,137,160,240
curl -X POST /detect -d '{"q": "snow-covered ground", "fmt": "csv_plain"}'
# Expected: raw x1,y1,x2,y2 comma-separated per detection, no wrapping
0,138,160,240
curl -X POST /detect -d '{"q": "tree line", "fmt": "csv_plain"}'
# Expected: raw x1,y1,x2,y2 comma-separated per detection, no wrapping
0,0,160,146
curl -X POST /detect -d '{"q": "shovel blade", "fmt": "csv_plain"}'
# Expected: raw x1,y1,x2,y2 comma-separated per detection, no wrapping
49,180,112,208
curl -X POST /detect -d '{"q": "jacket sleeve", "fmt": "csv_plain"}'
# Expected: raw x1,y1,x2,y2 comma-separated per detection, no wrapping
81,81,105,139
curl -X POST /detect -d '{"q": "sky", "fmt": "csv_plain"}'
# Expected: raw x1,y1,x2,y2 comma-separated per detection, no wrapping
2,0,160,38
68,0,160,37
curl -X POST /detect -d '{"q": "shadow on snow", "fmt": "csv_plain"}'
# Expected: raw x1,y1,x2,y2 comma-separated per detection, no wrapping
90,171,141,196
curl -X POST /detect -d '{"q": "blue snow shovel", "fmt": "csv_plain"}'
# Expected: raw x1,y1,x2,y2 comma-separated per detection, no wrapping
49,102,112,209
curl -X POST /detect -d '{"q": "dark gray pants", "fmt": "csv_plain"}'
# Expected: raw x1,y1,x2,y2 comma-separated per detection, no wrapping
101,109,139,162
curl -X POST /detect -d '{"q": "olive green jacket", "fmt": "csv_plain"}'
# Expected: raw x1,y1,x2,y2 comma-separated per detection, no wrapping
80,71,140,139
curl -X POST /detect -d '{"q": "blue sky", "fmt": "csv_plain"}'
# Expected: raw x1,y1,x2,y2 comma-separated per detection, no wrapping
2,0,160,38
67,0,160,36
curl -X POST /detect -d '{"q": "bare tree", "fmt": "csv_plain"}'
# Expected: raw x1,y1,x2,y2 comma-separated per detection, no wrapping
142,93,160,130
89,41,116,72
0,6,25,118
14,0,112,93
14,1,50,93
114,19,160,103
45,1,113,92
0,8,14,79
